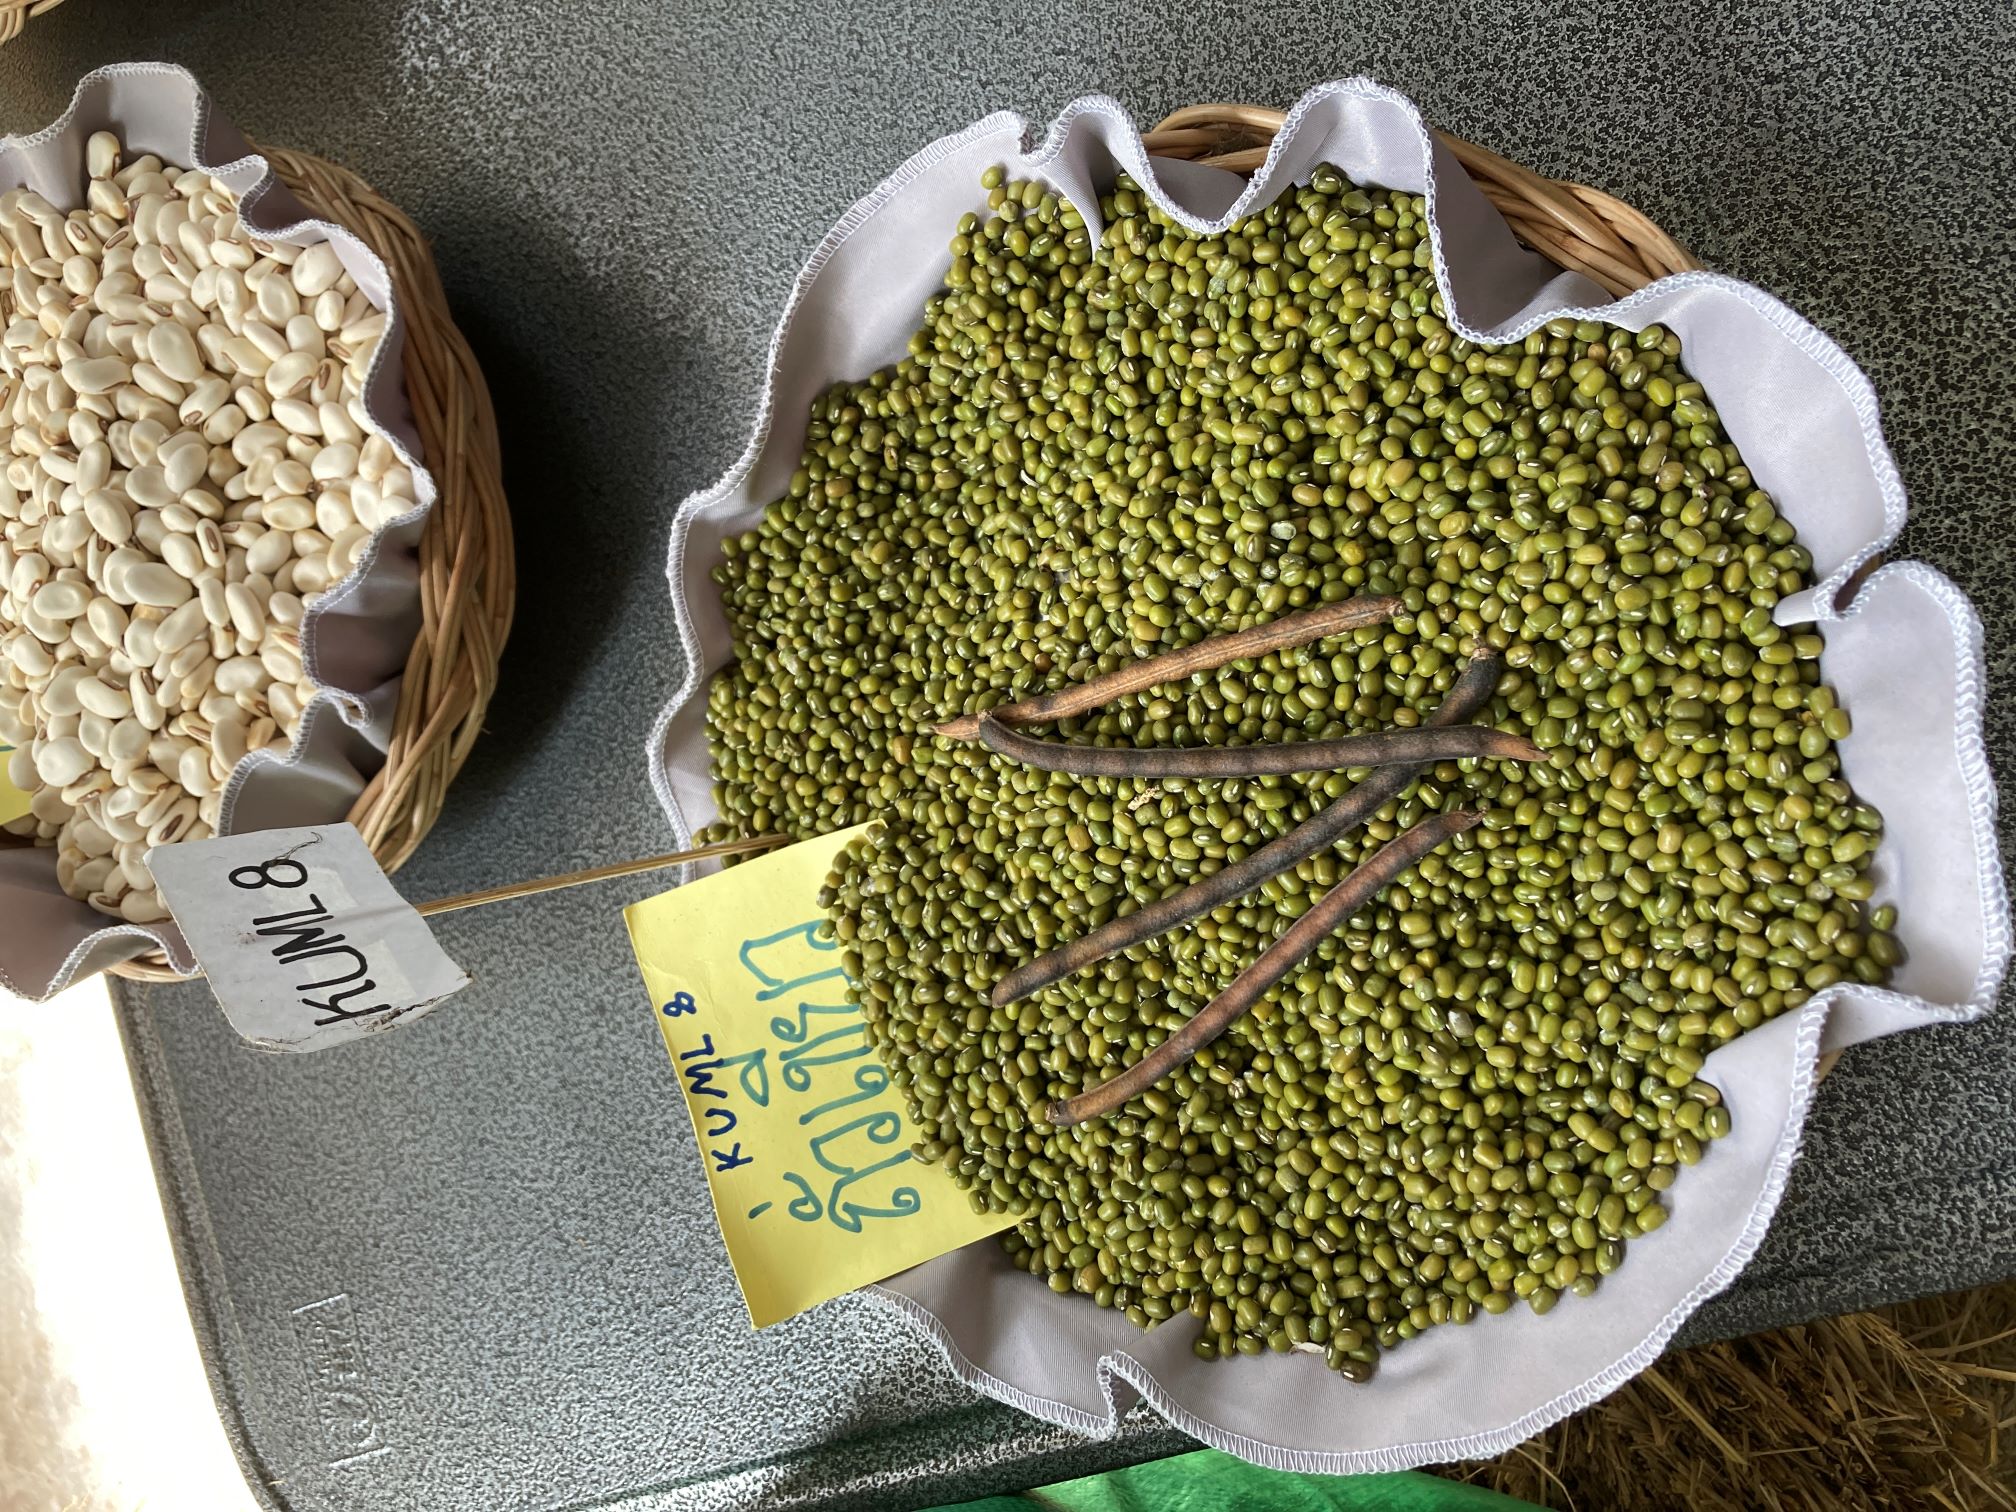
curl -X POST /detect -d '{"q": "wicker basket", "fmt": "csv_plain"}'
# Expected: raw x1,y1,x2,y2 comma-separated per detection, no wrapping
1143,103,1700,297
0,0,64,44
108,148,515,982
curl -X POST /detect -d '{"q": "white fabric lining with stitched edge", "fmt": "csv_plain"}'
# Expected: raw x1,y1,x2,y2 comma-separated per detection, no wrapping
645,79,2008,1469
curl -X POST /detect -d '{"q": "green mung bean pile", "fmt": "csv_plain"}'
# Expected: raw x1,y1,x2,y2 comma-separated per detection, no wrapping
702,163,1900,1376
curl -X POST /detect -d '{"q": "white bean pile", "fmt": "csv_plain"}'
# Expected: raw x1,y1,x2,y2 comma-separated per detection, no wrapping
0,132,415,925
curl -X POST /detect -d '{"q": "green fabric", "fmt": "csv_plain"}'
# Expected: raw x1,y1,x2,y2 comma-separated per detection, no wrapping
935,1450,1541,1511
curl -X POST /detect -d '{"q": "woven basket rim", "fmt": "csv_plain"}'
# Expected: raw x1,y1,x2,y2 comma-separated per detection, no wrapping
0,0,66,44
1142,102,1699,298
106,145,515,982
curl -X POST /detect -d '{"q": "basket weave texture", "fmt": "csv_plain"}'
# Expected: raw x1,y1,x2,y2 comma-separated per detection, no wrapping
110,147,515,981
0,0,64,44
1143,104,1700,297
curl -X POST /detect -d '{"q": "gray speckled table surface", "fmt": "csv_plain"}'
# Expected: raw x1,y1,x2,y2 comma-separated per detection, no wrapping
5,3,2013,1509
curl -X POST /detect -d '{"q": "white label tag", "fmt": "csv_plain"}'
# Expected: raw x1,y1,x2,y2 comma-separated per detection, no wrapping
147,823,470,1052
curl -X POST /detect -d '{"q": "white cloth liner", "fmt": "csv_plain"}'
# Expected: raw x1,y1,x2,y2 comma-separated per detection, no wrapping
647,79,2009,1469
0,64,438,1002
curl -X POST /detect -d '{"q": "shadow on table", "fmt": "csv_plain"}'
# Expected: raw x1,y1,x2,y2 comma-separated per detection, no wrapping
419,199,719,832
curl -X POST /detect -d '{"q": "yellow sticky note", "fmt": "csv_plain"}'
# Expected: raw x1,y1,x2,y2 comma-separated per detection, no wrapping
624,824,1017,1327
0,746,31,826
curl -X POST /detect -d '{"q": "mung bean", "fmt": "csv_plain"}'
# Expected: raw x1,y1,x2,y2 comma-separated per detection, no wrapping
708,163,1900,1377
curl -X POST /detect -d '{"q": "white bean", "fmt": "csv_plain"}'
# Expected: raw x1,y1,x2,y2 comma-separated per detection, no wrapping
131,361,185,404
19,604,65,647
44,512,96,561
120,887,168,924
146,316,202,383
7,633,53,677
311,442,360,482
86,132,122,181
271,397,320,437
83,489,133,545
175,744,214,795
61,768,113,807
210,712,248,771
314,489,356,537
284,314,325,357
85,595,129,648
228,421,285,466
291,556,333,595
159,532,204,580
330,524,372,572
9,549,49,599
124,561,192,608
74,675,131,719
129,672,163,731
61,354,129,393
105,716,148,764
130,510,171,555
255,274,299,325
221,336,270,376
289,243,344,298
175,219,211,272
202,402,246,444
167,638,211,682
197,574,230,628
76,439,111,494
261,495,315,531
242,319,288,361
245,527,291,577
163,437,210,494
124,462,175,510
127,624,162,673
40,665,88,716
211,655,263,695
128,417,169,463
33,735,93,786
264,349,315,397
30,578,90,620
136,783,178,830
76,710,112,757
224,580,264,640
151,596,207,655
100,783,140,825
